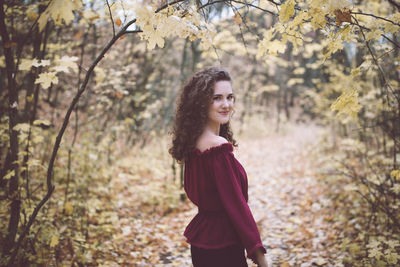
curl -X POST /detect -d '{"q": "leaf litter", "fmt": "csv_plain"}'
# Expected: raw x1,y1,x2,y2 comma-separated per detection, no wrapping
95,123,343,266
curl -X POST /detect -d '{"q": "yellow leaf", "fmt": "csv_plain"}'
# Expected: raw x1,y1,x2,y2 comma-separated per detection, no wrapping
34,72,58,89
26,94,34,102
32,59,50,67
33,119,51,126
51,55,78,73
13,123,30,132
233,13,242,24
331,88,361,120
64,202,73,215
19,59,34,71
50,234,59,248
390,170,400,181
27,6,38,22
115,18,122,26
323,38,344,61
365,28,384,41
3,170,15,180
310,8,327,29
279,0,295,23
38,0,83,31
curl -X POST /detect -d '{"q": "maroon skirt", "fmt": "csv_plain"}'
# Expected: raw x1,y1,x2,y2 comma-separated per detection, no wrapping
190,244,248,267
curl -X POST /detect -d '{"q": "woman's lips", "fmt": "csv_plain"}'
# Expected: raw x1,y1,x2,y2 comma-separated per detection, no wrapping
219,111,229,115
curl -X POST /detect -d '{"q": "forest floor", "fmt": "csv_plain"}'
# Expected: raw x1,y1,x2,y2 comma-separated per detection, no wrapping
107,122,345,267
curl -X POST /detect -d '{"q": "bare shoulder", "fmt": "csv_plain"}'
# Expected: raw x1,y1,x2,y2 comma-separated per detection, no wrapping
196,135,229,152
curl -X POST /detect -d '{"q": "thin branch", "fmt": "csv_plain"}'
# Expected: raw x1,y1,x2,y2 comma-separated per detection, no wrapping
197,0,227,11
105,0,115,37
388,0,400,11
8,18,137,266
231,0,277,16
124,29,143,34
352,15,400,107
155,0,186,13
351,11,400,26
229,3,251,57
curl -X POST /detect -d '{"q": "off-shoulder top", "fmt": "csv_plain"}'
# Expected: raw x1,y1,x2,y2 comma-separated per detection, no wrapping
183,142,266,261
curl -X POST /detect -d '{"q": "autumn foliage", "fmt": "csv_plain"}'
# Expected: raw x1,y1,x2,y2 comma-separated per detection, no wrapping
1,0,400,266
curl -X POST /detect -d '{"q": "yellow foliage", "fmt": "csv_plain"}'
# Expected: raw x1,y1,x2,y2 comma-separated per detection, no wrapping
390,170,400,181
323,38,344,61
51,55,79,73
279,0,296,23
134,4,214,50
49,234,59,248
330,88,361,120
309,8,327,29
34,72,59,89
3,170,15,180
38,0,83,31
64,202,73,215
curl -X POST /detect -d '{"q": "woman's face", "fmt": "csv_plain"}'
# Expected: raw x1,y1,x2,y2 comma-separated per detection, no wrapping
207,80,234,126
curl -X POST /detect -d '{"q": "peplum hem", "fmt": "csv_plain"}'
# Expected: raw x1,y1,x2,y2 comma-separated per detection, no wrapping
184,211,241,248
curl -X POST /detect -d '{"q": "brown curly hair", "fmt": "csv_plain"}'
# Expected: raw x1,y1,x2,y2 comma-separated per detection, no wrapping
169,67,238,163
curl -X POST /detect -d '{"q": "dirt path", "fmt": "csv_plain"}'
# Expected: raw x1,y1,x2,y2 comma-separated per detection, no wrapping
111,123,342,266
236,123,342,266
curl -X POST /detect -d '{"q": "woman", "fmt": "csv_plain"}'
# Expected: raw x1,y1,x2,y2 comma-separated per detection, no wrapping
169,67,268,267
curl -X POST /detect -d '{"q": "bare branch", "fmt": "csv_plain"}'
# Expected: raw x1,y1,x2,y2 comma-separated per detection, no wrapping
231,0,277,16
8,18,137,266
351,11,400,27
387,0,400,11
105,0,116,37
352,16,400,107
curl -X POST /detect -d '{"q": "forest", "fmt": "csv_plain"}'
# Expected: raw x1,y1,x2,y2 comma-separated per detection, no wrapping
0,0,399,266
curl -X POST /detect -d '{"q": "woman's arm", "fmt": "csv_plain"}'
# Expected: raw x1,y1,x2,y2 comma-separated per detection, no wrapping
254,247,268,267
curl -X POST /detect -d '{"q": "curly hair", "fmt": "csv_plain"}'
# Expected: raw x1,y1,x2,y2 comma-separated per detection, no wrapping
169,67,238,163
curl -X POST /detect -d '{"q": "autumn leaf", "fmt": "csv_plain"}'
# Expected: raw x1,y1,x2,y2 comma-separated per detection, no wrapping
52,55,79,73
74,30,84,40
323,38,344,61
390,170,400,181
38,0,83,31
64,202,73,215
32,59,50,67
19,59,34,71
50,234,59,248
233,13,242,24
35,72,58,89
4,41,17,48
279,0,295,23
310,8,327,29
115,18,122,27
330,88,361,120
13,123,31,132
334,9,352,26
3,170,15,180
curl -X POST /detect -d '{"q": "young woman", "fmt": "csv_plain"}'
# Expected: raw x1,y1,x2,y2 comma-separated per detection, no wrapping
169,67,268,267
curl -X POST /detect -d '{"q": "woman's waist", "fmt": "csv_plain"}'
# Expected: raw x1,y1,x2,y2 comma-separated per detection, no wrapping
197,207,226,215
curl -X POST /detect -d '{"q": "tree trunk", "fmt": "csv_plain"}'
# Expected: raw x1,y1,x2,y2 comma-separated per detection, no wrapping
0,0,20,254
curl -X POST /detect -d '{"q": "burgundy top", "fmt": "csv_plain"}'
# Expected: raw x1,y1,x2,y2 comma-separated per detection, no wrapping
183,142,266,261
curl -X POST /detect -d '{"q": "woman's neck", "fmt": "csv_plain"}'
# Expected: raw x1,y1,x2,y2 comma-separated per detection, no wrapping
203,122,220,136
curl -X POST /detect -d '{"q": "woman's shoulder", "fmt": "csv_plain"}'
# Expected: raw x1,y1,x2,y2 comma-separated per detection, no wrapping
197,135,227,151
194,135,233,156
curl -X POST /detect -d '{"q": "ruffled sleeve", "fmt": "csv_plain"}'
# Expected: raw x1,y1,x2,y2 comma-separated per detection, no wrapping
211,144,267,261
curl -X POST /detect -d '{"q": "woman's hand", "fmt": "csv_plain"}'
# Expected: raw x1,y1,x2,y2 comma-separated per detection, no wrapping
254,247,268,267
